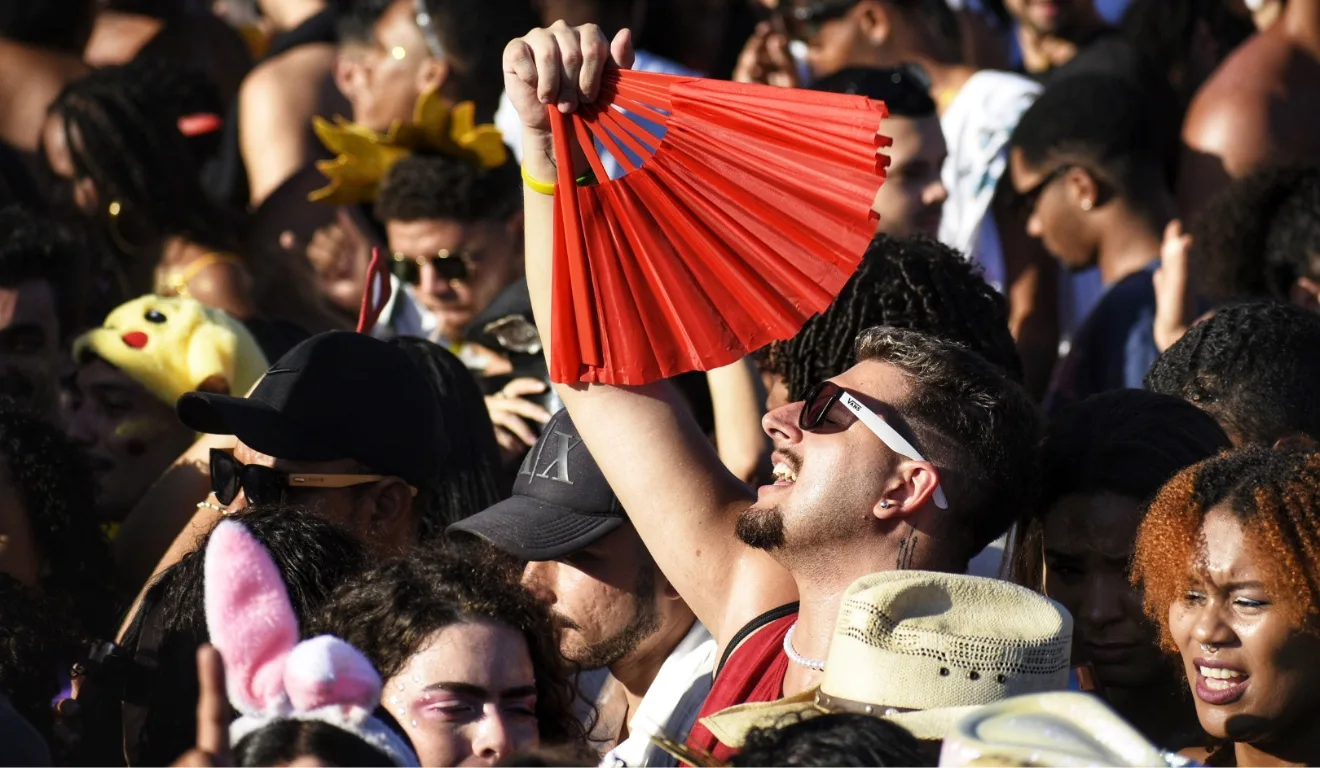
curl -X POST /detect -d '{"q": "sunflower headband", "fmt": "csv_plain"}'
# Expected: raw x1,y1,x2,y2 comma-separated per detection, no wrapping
309,88,508,205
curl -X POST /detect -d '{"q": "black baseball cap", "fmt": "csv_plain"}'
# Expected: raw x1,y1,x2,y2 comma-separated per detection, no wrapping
176,331,446,487
448,409,624,560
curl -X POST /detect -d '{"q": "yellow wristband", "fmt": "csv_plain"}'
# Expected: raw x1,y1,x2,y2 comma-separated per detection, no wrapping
521,166,557,196
522,166,597,195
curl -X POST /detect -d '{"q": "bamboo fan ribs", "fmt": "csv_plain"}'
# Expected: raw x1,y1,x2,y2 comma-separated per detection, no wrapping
547,68,891,385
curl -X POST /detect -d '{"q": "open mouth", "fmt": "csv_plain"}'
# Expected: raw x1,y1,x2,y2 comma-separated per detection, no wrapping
1194,658,1249,705
771,462,797,486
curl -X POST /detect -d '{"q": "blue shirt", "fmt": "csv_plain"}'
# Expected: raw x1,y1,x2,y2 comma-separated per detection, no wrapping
1045,262,1160,414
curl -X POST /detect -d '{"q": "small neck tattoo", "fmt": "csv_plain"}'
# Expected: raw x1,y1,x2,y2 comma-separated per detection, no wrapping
783,623,826,671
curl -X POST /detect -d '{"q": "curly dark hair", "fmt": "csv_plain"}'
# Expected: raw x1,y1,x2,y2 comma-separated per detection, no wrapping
0,575,70,751
1191,166,1320,304
855,326,1041,558
375,151,521,225
1008,390,1231,590
1144,301,1320,445
390,337,505,534
759,234,1022,405
0,398,115,637
1009,75,1167,212
1132,446,1320,653
73,505,370,766
313,545,588,751
47,58,241,285
731,713,928,767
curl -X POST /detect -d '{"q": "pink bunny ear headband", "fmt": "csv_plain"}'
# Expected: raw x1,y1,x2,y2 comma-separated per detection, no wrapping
204,519,419,766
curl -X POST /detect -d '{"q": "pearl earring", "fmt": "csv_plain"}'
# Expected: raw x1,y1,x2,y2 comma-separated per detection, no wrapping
1080,199,1093,211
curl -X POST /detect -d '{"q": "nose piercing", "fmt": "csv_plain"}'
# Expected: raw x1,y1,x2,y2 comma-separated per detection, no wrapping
1200,643,1218,653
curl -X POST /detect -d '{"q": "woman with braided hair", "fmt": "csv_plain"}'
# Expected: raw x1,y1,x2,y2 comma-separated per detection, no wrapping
756,234,1023,410
40,57,256,319
1131,446,1320,767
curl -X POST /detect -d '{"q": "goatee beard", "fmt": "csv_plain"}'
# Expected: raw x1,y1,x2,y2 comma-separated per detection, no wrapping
736,505,786,550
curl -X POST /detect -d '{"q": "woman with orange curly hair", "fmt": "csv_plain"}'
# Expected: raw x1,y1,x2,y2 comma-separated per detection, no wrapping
1131,446,1320,767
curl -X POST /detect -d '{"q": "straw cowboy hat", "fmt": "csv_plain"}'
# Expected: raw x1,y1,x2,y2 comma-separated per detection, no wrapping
940,691,1189,767
700,571,1073,748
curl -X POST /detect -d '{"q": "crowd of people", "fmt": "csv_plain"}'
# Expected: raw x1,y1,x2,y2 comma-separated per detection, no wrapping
0,0,1318,766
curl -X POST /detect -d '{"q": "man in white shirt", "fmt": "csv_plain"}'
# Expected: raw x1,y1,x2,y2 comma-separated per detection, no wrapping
451,409,715,767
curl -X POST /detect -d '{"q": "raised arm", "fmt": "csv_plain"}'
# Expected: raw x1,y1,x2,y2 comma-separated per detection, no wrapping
503,23,797,646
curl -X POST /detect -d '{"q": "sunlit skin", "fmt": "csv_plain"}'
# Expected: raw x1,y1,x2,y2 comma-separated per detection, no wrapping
798,0,876,82
384,621,540,767
520,524,693,744
223,441,415,555
747,360,945,567
520,525,659,668
873,115,948,238
1169,506,1320,766
63,358,194,523
348,0,443,132
761,370,790,413
1009,149,1097,272
385,217,524,343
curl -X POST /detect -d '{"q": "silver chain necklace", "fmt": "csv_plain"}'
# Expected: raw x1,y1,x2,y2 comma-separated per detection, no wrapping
782,623,826,671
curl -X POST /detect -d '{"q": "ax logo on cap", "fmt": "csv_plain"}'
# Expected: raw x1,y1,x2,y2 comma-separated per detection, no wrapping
518,429,579,485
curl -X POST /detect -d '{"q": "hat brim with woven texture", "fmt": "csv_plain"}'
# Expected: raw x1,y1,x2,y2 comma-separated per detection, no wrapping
700,687,980,748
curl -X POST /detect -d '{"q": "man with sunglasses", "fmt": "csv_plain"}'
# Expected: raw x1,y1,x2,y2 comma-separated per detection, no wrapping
374,151,557,464
735,1,1062,390
1008,75,1168,413
343,0,535,133
176,330,447,554
504,21,1042,761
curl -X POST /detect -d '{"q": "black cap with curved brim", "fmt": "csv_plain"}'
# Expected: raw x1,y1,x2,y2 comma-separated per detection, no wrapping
176,331,445,488
448,408,625,561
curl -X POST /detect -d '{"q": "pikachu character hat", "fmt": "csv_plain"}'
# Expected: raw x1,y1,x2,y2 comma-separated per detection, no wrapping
74,295,269,405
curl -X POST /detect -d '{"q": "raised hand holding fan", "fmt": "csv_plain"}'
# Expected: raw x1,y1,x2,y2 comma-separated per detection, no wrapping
545,69,890,385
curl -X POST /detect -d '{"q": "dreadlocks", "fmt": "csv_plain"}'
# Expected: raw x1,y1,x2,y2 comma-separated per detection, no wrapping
1132,446,1320,652
759,234,1022,404
48,58,241,267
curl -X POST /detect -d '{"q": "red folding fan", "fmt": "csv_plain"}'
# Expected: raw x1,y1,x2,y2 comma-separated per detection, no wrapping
547,68,890,386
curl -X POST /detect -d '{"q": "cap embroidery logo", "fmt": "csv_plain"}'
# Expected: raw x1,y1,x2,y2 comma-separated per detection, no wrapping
536,430,577,485
518,429,578,485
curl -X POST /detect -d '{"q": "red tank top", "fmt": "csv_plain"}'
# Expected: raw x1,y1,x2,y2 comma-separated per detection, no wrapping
684,611,798,763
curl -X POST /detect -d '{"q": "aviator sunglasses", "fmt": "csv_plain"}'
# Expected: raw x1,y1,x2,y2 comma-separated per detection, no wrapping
209,448,417,506
800,381,949,509
390,249,472,286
